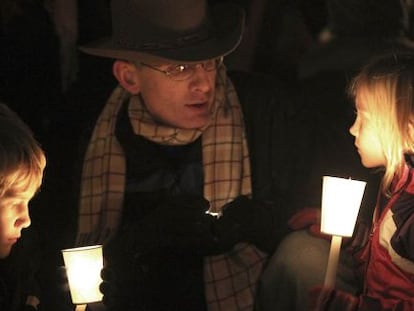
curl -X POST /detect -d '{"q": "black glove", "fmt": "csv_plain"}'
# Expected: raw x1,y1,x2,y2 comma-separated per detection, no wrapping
100,194,281,310
100,226,151,311
139,194,216,251
135,194,280,253
100,263,148,311
219,195,279,253
100,194,214,311
55,266,70,293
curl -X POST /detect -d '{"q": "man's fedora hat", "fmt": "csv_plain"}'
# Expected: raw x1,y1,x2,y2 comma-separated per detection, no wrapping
81,0,245,63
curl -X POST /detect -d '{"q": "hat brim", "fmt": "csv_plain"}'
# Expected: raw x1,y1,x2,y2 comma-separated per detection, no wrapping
80,3,245,63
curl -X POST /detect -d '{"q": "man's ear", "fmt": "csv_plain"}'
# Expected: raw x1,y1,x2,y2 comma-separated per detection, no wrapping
112,60,141,94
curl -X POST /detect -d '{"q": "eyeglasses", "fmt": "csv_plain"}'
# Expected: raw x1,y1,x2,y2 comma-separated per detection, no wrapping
139,57,223,81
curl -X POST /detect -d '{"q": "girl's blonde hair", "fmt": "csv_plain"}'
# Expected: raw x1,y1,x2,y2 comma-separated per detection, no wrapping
349,53,414,195
0,103,46,198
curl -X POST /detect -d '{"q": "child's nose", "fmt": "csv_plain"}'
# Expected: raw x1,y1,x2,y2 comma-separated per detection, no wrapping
349,122,357,137
16,205,31,229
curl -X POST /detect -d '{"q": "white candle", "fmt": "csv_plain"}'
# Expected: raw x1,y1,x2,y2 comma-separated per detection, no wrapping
61,245,104,305
320,176,366,287
324,235,342,287
321,176,366,237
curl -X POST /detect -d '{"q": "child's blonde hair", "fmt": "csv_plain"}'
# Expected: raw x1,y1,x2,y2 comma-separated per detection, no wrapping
0,103,46,198
349,53,414,195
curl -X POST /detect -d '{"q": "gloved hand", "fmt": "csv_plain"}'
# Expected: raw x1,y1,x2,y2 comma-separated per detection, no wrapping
136,194,218,251
219,195,277,252
100,194,216,310
100,194,286,310
288,207,331,240
100,228,150,311
309,286,359,311
56,266,69,293
100,263,148,311
139,194,282,255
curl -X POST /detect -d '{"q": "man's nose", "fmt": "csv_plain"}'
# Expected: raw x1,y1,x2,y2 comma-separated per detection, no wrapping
191,65,214,93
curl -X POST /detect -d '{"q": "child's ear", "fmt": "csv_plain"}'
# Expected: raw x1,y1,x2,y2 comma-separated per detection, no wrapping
112,60,141,94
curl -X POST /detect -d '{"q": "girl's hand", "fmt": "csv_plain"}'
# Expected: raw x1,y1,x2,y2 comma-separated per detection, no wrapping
309,286,359,311
288,207,331,241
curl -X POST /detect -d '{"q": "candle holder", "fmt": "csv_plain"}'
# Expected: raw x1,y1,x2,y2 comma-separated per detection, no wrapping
61,245,104,311
320,176,366,288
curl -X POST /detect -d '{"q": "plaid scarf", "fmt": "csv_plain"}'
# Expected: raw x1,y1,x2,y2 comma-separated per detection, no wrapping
76,66,268,311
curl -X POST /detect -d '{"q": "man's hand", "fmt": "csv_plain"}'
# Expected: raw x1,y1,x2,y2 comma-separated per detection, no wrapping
137,194,217,251
220,195,277,252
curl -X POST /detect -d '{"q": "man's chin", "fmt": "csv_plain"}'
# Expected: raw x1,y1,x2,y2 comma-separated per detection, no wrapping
171,116,210,130
182,121,210,130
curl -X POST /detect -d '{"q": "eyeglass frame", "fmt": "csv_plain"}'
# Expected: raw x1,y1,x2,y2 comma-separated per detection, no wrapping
137,57,224,81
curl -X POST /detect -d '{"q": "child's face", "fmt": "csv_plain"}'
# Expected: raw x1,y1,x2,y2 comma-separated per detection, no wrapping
349,96,386,168
0,182,38,258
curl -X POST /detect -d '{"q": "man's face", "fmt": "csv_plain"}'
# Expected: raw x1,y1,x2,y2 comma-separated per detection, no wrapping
0,183,37,258
134,60,218,129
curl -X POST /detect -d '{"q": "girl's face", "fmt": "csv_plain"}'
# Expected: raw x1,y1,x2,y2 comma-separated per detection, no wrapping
0,182,37,258
349,96,387,168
